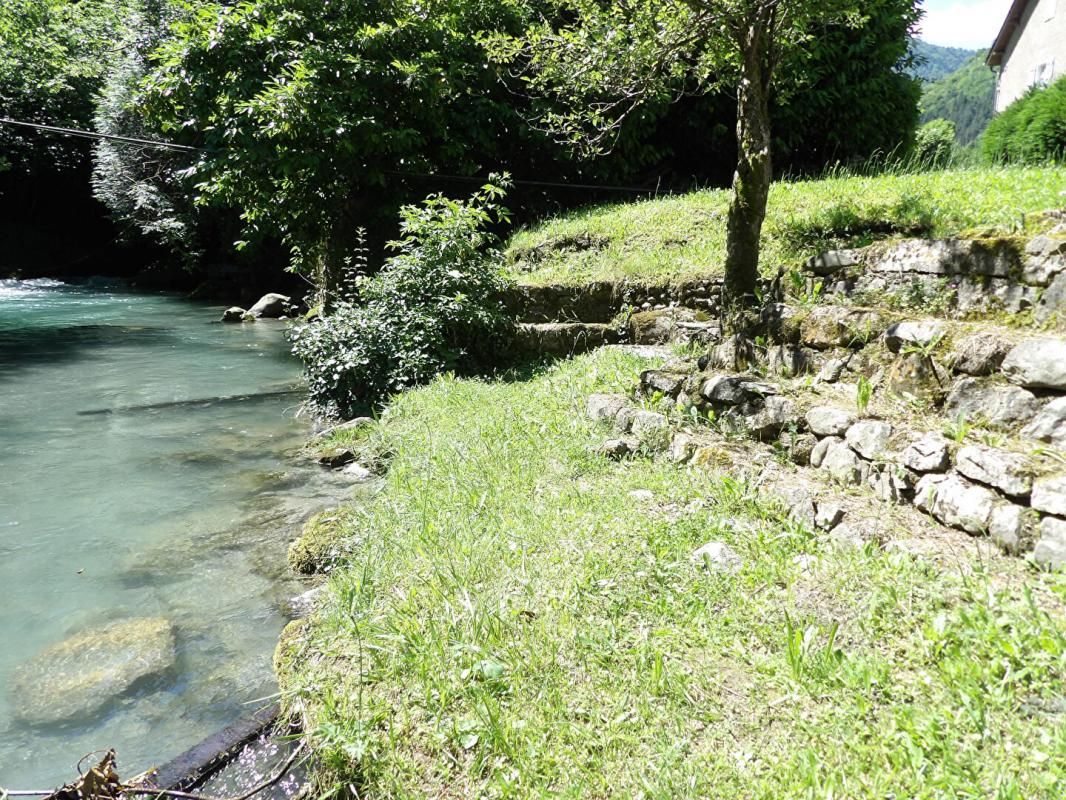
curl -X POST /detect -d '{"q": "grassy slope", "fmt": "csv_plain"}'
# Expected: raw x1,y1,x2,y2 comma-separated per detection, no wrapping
280,349,1066,798
505,167,1066,286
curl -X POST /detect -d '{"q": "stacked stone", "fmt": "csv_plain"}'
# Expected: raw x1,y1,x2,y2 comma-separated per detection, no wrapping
810,227,1066,322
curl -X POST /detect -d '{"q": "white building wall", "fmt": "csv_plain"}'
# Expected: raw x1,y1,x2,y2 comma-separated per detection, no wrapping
996,0,1066,111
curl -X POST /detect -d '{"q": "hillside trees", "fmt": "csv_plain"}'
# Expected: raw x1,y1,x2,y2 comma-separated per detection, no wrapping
920,52,995,145
494,0,920,311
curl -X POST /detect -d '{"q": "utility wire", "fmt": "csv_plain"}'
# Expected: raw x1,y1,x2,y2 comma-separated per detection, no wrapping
0,116,661,193
0,117,203,153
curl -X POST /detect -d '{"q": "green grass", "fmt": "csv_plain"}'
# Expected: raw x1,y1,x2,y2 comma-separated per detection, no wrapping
279,349,1066,798
505,167,1066,286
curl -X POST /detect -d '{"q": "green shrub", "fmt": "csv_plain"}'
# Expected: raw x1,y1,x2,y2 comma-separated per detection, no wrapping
983,76,1066,164
911,119,956,167
290,179,516,418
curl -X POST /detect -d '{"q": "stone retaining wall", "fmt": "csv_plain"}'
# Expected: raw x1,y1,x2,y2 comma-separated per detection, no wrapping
811,228,1066,323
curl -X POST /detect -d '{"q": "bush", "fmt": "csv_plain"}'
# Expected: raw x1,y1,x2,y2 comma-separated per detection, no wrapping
911,119,956,167
290,179,516,418
983,76,1066,164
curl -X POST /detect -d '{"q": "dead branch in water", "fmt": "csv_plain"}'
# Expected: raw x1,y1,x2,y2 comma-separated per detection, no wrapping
0,743,306,800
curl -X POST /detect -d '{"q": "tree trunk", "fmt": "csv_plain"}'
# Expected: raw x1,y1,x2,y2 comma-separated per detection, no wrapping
316,193,367,314
723,22,773,319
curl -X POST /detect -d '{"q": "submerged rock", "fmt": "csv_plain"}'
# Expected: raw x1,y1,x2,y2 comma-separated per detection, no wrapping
10,618,175,726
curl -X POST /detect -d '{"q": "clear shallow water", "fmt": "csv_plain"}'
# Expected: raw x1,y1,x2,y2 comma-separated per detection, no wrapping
0,279,344,788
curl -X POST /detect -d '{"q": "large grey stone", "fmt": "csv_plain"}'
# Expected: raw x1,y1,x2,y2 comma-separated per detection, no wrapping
914,473,997,535
800,306,887,350
1031,473,1066,517
949,333,1011,377
631,411,670,449
1022,397,1066,447
1036,271,1066,323
868,464,913,504
805,406,856,437
701,375,777,406
1025,235,1066,259
1033,517,1066,570
869,238,1017,278
955,445,1034,498
10,618,176,725
1002,339,1066,390
883,321,945,354
767,345,813,378
806,249,860,276
817,357,848,383
810,436,841,469
246,292,291,319
736,396,798,440
221,306,246,323
989,504,1032,555
587,394,629,423
1022,254,1066,286
944,378,1040,427
845,420,893,460
899,433,951,473
640,370,686,397
821,439,866,486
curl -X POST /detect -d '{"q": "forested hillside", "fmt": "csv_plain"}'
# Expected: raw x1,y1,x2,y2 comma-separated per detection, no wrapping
908,39,977,82
920,51,996,144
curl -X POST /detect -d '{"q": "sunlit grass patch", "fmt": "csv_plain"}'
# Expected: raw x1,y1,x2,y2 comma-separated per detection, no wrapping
505,167,1066,286
279,348,1066,798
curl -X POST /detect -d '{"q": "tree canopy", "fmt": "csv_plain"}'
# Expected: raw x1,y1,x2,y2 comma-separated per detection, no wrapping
492,0,920,305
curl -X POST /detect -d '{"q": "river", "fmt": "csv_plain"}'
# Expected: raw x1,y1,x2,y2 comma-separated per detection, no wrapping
0,279,342,788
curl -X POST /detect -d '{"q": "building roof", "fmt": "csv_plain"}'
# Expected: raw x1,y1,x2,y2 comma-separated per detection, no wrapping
987,0,1033,66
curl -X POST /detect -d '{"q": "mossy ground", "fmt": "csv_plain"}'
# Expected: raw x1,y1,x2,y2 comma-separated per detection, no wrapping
505,167,1066,286
280,348,1066,798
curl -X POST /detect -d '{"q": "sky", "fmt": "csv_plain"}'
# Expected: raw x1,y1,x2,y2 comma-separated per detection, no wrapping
917,0,1013,49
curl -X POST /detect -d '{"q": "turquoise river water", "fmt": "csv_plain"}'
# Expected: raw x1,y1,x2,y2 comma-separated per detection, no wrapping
0,279,346,788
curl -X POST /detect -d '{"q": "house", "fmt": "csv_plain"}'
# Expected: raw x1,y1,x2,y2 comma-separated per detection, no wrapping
986,0,1066,112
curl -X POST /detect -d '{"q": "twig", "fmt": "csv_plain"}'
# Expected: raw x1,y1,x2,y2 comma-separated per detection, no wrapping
1,743,306,800
124,742,306,800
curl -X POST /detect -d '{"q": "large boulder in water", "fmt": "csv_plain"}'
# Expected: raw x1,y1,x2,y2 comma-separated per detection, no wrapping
245,293,291,319
221,306,246,322
9,618,176,726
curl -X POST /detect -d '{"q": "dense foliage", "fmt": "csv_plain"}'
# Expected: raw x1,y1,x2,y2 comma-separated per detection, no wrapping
0,0,130,174
908,39,977,83
290,180,514,417
134,0,558,292
492,0,921,305
912,119,956,167
920,52,995,145
983,76,1066,165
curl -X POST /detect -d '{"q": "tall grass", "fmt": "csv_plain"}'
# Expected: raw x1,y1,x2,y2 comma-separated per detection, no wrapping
279,349,1066,798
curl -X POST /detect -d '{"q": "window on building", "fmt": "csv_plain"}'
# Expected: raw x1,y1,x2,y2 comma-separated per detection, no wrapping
1032,60,1057,87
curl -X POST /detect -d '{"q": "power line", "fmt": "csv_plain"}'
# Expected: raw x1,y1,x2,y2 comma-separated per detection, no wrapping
386,169,656,194
0,117,203,153
0,116,662,194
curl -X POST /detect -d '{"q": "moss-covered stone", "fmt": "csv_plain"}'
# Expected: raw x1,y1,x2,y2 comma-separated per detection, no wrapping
288,508,360,574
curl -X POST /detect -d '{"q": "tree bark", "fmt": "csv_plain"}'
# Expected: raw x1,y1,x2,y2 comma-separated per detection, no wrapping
723,20,773,318
316,193,366,314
